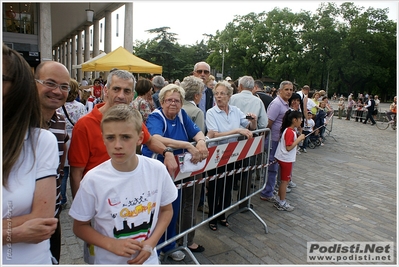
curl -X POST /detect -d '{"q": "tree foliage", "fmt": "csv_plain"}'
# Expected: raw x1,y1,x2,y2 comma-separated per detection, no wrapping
132,3,396,99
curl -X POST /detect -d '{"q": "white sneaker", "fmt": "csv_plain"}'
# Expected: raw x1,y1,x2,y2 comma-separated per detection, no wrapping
302,148,307,153
388,120,395,124
288,181,297,188
274,201,295,211
168,250,185,261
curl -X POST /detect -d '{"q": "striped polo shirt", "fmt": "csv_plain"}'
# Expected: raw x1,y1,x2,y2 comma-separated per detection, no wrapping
48,112,69,217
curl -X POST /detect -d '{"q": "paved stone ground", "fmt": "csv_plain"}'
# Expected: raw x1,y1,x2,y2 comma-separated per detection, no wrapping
59,102,397,265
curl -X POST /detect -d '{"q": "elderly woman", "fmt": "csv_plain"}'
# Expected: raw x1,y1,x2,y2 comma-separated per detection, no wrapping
141,84,208,261
176,75,206,253
130,79,155,122
205,75,216,90
205,81,257,231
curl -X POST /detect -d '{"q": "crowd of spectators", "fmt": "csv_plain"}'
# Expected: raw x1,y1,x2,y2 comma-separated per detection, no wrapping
6,47,396,264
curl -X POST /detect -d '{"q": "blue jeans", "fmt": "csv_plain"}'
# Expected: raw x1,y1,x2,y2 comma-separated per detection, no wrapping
158,189,181,254
301,131,311,149
61,166,69,205
260,139,279,198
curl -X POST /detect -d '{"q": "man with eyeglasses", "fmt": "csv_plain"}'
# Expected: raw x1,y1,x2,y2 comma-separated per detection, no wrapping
35,61,71,264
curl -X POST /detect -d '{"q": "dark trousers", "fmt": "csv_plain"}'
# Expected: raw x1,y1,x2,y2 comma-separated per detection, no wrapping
207,163,234,224
50,218,61,264
355,110,363,122
364,110,376,124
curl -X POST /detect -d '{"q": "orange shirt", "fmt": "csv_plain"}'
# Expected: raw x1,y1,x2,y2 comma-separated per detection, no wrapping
390,102,397,113
68,103,150,176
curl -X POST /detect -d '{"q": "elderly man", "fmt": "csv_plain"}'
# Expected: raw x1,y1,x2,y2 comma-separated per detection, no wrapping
35,61,70,264
259,81,294,209
230,76,268,210
69,70,177,198
193,61,214,120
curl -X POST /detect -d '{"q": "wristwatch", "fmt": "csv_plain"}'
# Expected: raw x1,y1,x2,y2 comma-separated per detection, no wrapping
162,147,174,157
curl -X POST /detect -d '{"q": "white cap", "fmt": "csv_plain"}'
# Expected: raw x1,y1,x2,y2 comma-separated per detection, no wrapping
225,76,232,81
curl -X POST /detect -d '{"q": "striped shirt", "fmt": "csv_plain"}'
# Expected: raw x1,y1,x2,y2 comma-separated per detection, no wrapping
48,112,69,217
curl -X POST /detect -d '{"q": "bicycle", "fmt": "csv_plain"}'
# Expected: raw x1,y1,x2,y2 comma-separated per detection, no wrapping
375,111,396,130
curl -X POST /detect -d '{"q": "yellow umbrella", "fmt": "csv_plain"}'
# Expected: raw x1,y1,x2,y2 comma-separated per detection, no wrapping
81,46,162,74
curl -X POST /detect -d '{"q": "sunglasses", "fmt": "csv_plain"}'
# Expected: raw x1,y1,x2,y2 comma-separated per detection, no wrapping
195,69,210,75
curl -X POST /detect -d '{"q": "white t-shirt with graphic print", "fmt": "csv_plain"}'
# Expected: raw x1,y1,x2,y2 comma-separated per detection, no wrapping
69,156,177,265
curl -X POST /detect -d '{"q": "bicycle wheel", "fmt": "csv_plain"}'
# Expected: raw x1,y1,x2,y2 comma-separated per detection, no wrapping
376,117,389,130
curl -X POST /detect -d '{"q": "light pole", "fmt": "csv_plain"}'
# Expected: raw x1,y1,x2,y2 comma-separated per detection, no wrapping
221,44,225,81
220,44,228,81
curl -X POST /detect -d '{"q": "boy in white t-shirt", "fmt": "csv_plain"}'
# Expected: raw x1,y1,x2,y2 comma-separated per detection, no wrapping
299,111,315,153
69,104,177,265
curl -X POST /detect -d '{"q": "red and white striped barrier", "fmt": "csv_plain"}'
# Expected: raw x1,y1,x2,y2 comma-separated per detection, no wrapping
173,135,264,181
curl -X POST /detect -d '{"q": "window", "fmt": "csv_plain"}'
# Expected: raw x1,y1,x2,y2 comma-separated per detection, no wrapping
3,3,35,34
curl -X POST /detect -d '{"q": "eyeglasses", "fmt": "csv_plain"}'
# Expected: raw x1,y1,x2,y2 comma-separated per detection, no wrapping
164,98,181,104
195,69,210,75
214,91,228,96
3,75,14,82
36,79,70,92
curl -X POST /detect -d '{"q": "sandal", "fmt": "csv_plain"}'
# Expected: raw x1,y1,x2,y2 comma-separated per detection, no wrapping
219,219,229,227
208,223,217,231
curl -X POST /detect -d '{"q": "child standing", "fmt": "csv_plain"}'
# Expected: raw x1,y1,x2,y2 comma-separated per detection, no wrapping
69,104,178,264
274,110,305,211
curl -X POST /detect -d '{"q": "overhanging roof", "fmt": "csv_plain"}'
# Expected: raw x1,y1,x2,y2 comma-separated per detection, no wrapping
50,3,124,47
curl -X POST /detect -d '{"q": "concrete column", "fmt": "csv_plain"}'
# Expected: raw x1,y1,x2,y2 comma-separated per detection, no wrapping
84,25,91,79
66,38,71,73
60,42,65,64
63,41,68,69
54,46,59,62
93,19,100,79
104,11,112,53
38,3,52,61
124,3,133,52
71,35,77,80
77,30,83,82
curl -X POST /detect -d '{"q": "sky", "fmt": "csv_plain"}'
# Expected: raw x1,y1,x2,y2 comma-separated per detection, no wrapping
103,1,398,50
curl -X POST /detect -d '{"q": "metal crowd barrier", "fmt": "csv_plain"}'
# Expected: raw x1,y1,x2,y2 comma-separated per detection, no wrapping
155,128,271,264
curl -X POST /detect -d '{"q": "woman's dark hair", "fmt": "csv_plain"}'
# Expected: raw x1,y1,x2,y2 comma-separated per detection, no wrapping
3,43,42,186
280,110,303,135
288,93,301,107
135,79,153,96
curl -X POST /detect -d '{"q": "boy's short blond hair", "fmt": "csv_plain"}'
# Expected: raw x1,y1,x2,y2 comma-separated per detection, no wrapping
101,104,142,133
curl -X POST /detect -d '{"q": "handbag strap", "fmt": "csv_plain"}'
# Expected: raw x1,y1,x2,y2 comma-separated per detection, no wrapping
62,105,75,126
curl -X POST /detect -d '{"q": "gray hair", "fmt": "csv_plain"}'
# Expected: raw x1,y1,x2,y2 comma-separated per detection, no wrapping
152,75,165,89
213,81,233,97
106,70,136,90
159,84,186,104
180,76,204,101
193,61,210,71
239,76,255,90
279,80,293,90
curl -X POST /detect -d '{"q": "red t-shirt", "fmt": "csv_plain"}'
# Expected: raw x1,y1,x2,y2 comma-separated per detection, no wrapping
93,85,102,98
68,103,150,176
